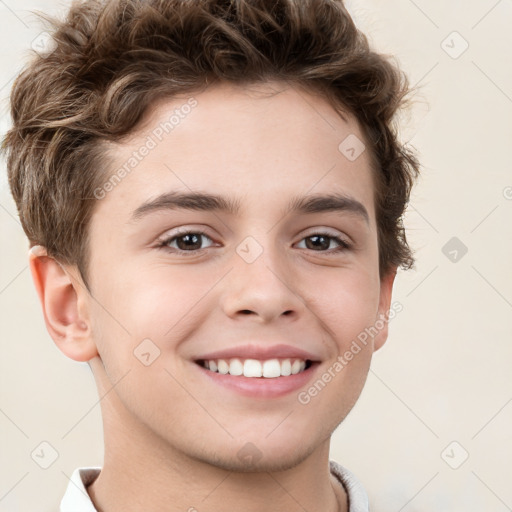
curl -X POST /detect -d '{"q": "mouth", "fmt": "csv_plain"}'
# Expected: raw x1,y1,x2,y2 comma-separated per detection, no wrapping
195,358,314,378
192,344,322,398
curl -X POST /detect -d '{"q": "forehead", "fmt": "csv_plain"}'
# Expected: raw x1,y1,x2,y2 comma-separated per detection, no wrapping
97,80,376,222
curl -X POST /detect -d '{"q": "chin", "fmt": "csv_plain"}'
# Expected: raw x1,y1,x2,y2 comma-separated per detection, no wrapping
199,441,318,474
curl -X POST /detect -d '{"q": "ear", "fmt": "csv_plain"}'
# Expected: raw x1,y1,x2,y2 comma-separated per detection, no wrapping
28,245,98,362
373,267,398,352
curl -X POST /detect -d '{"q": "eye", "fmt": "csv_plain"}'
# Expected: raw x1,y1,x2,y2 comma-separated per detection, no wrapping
157,230,215,253
295,233,351,253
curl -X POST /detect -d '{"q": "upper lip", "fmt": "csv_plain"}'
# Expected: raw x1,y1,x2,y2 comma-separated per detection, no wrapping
195,344,320,362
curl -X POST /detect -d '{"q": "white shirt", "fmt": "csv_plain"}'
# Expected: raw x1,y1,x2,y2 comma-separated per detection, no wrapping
60,461,369,511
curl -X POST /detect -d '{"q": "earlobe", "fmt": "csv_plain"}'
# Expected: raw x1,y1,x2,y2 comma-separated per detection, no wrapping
373,267,398,352
28,245,98,362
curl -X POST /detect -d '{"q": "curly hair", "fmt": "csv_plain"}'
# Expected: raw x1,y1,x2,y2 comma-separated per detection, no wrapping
3,0,420,290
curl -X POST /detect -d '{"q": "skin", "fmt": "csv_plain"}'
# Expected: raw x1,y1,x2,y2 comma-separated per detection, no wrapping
29,80,396,512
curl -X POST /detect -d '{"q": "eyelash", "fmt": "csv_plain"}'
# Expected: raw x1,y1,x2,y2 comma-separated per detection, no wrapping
156,229,352,255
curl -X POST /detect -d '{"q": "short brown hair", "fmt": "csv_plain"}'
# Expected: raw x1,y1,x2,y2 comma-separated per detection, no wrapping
3,0,420,291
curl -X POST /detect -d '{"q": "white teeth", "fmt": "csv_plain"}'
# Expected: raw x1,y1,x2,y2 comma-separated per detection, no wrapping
201,357,310,378
291,360,302,375
244,359,262,377
217,360,229,374
262,359,281,378
229,358,243,376
281,359,292,376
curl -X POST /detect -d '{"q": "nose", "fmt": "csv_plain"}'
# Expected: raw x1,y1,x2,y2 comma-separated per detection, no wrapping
220,243,304,324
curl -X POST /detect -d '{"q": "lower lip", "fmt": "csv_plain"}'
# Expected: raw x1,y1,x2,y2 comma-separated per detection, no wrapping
194,363,320,399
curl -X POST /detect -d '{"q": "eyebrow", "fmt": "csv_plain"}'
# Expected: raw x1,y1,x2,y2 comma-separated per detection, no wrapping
286,193,369,225
130,192,241,222
129,191,369,225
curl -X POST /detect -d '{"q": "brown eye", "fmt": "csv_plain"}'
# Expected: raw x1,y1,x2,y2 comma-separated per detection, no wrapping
305,235,330,251
159,231,214,253
175,233,203,250
296,234,350,252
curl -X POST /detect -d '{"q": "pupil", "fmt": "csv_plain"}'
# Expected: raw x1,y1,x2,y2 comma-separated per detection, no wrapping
307,235,329,250
178,234,201,250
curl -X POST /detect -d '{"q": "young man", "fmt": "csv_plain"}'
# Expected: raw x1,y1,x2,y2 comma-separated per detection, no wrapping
3,0,420,510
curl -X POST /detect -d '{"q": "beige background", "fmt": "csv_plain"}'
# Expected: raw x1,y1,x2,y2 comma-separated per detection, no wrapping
1,1,511,510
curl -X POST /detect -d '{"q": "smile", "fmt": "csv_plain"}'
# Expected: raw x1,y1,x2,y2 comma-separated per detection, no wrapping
197,358,312,378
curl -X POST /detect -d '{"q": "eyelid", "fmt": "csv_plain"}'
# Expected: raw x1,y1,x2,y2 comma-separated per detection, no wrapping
297,227,352,245
155,225,212,241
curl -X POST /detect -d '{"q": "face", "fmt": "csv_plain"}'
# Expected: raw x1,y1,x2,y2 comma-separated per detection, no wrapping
82,81,394,471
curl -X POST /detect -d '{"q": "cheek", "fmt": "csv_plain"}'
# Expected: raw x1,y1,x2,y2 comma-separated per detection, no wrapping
295,271,379,422
306,266,381,347
304,267,381,412
124,265,222,337
89,266,216,366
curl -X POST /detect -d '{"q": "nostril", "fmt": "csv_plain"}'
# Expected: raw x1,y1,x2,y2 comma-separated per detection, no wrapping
240,310,253,315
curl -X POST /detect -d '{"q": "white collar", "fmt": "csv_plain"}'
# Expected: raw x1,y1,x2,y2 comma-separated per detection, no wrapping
330,461,370,512
61,461,369,511
60,467,101,512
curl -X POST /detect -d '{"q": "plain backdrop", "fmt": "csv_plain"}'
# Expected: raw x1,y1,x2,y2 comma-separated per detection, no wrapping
1,1,511,510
